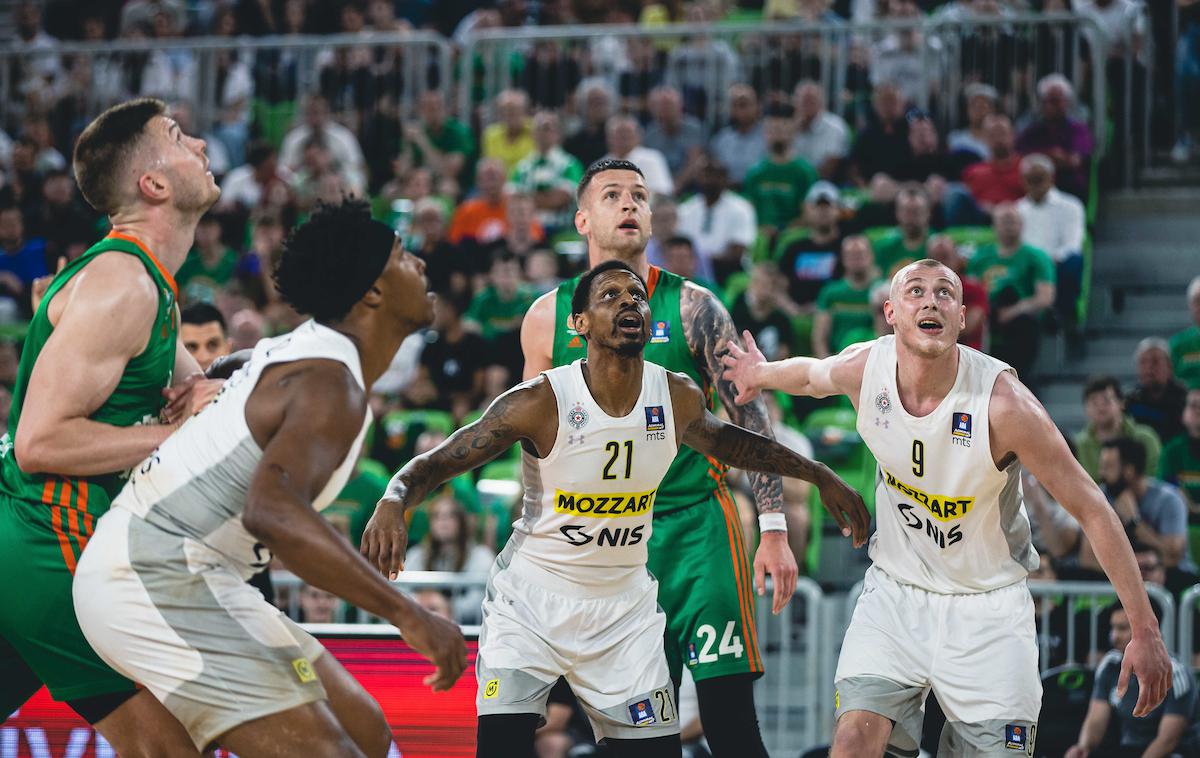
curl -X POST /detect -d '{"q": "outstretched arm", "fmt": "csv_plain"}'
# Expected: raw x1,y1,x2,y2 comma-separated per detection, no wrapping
720,330,870,406
243,360,467,691
992,372,1171,717
670,374,870,615
361,380,553,578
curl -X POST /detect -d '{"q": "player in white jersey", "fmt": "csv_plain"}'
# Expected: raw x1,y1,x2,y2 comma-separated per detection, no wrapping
722,258,1172,757
71,200,467,757
361,259,870,757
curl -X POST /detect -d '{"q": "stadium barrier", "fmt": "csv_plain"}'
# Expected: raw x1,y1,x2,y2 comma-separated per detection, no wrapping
457,14,1109,157
0,30,453,142
1179,583,1200,673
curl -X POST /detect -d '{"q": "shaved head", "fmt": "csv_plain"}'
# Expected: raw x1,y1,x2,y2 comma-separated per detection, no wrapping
890,259,962,301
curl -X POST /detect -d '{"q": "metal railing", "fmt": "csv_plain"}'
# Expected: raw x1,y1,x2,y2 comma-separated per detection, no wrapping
1179,584,1200,673
459,15,1109,154
272,569,488,625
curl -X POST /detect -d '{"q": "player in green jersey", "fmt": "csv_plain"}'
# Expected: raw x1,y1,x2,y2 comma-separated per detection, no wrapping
521,158,805,756
0,98,221,755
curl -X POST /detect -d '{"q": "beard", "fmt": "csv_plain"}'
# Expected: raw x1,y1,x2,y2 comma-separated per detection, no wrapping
166,166,220,215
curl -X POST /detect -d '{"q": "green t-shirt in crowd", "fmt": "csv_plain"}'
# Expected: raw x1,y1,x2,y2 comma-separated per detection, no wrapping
872,232,926,279
1160,434,1200,517
321,459,392,547
742,157,818,230
1169,325,1200,389
467,285,537,341
817,276,879,353
966,243,1056,300
1075,415,1163,483
415,118,475,185
177,246,239,304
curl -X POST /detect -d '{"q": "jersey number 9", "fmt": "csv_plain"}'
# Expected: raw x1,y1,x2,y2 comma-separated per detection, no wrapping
912,440,925,478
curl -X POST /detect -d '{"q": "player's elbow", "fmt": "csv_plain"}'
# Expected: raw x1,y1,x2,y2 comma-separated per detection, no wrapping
13,424,55,474
242,497,287,544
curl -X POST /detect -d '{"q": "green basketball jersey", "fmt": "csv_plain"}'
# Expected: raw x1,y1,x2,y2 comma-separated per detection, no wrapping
0,233,179,517
552,266,726,513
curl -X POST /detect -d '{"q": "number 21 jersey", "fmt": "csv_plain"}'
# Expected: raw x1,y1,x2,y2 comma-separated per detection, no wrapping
509,359,678,590
857,336,1038,593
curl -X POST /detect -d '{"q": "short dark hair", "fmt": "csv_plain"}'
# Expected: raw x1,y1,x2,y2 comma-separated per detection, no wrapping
246,140,275,168
273,199,396,324
663,235,695,251
73,97,167,214
181,302,226,332
1084,375,1123,402
571,260,647,322
577,158,645,203
1102,436,1147,476
765,102,796,119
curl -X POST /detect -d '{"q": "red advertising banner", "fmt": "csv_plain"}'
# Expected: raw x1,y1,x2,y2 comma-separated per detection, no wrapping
1,636,479,758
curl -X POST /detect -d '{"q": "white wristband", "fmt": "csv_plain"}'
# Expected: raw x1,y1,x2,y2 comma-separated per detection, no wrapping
758,513,787,533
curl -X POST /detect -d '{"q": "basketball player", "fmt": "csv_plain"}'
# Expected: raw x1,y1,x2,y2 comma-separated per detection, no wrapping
73,200,467,757
362,260,869,757
520,158,790,756
0,98,222,755
722,259,1172,756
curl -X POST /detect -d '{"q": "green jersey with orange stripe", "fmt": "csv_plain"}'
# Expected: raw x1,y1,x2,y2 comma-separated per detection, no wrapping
552,266,728,514
0,233,178,520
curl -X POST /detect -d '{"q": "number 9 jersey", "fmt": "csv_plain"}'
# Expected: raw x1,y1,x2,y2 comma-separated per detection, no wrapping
506,358,678,591
856,335,1039,594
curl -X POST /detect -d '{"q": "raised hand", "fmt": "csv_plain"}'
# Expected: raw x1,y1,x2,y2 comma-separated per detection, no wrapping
720,329,767,406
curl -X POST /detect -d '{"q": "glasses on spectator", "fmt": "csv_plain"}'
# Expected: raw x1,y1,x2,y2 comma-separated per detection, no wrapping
905,108,932,124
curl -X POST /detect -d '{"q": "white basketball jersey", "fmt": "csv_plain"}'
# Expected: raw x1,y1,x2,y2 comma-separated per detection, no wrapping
112,320,372,580
857,336,1038,593
505,359,678,590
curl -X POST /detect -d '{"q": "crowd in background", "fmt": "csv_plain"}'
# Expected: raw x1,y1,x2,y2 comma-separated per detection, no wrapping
2,0,1200,754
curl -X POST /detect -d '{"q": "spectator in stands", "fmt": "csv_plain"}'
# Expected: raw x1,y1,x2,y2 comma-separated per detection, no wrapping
120,0,186,36
524,248,561,296
1065,603,1195,758
888,110,968,196
947,114,1025,226
20,116,66,176
229,308,266,352
1016,153,1086,333
848,81,912,186
602,115,673,197
927,234,989,351
947,83,998,162
0,204,46,318
643,86,706,178
404,494,495,625
730,262,796,362
448,159,508,245
1022,468,1081,562
1077,377,1164,482
28,170,97,264
180,303,231,373
1174,0,1200,163
1016,75,1095,199
1093,436,1192,569
644,196,679,269
873,185,933,278
408,91,473,190
420,289,488,420
217,140,296,216
791,81,850,182
178,215,238,305
238,214,285,307
413,589,454,620
493,191,546,258
967,204,1055,378
744,102,819,236
1128,338,1190,443
1170,276,1200,388
711,84,767,185
775,180,844,308
813,236,880,358
10,1,61,107
466,250,536,383
279,94,367,193
659,235,719,293
507,111,583,235
410,198,468,296
869,0,942,108
1160,387,1200,514
297,584,340,623
565,81,614,168
482,89,535,173
675,155,757,283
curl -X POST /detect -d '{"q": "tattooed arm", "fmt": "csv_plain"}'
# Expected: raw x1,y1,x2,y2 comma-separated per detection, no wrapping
361,378,557,578
680,282,786,518
670,374,869,542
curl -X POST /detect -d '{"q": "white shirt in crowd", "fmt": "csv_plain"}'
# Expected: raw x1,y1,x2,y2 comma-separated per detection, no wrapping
605,146,675,197
219,164,297,209
1016,187,1086,263
710,122,767,184
1076,0,1147,60
792,112,851,170
279,122,368,195
676,190,757,269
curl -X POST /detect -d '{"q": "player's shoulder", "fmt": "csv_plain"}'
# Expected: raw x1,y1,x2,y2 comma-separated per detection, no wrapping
987,369,1045,423
493,372,557,417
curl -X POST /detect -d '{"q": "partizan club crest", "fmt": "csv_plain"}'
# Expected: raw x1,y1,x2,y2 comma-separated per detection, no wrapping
567,404,590,429
874,388,892,414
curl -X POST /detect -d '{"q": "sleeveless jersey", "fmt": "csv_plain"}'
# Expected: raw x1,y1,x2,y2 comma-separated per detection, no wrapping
0,233,178,516
111,320,371,580
508,359,678,589
857,335,1038,593
552,266,723,513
